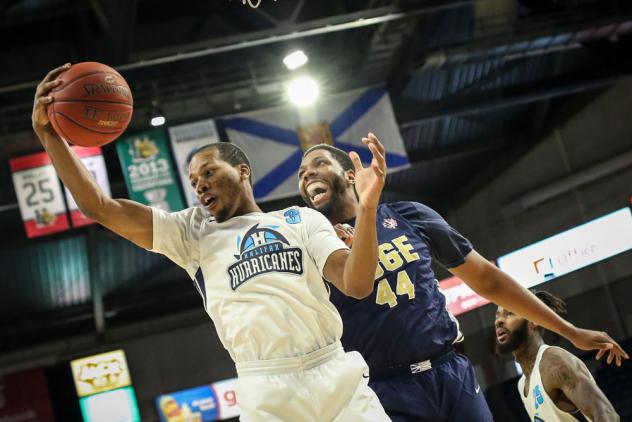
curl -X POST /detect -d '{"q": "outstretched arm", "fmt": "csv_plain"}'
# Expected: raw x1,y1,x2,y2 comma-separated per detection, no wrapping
541,348,619,422
323,133,385,299
32,64,153,249
451,250,628,365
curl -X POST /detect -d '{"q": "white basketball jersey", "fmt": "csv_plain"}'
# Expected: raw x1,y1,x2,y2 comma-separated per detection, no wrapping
151,205,347,363
517,345,592,422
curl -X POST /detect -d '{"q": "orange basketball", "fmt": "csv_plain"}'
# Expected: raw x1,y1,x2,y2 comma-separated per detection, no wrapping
47,62,133,147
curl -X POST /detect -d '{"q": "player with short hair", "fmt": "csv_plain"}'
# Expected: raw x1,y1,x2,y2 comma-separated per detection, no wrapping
32,64,391,421
297,140,627,421
495,290,620,422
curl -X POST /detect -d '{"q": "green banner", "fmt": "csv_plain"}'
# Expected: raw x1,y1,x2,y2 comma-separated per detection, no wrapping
116,128,184,211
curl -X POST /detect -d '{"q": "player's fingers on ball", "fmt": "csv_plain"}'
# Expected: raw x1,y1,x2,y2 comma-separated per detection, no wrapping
349,151,363,172
37,95,53,105
41,80,61,94
44,63,70,82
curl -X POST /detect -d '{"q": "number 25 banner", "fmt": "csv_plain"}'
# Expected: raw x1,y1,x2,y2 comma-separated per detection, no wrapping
10,151,70,238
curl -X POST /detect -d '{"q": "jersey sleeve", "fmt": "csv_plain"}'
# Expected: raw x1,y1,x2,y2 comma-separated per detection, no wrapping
300,207,349,277
150,206,204,278
394,202,473,268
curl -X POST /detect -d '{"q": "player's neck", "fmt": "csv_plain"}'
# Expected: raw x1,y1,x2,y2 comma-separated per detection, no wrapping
514,337,544,377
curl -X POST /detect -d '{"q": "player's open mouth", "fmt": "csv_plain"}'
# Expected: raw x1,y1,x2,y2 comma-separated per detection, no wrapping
203,195,217,209
496,328,508,342
306,181,330,207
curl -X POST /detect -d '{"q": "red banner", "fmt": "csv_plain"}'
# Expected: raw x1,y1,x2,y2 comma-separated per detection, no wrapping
0,369,55,422
64,146,111,228
10,151,69,238
439,276,490,316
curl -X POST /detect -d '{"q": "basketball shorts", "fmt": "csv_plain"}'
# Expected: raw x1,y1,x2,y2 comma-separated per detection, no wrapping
369,351,493,422
234,341,391,422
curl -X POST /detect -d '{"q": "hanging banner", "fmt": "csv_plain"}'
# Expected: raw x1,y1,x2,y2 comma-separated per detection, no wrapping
155,377,240,422
168,119,220,207
0,369,55,422
64,146,112,227
223,86,409,201
10,151,69,238
116,128,184,211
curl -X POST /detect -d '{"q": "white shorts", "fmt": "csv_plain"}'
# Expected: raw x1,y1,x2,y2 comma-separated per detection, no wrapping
234,341,390,422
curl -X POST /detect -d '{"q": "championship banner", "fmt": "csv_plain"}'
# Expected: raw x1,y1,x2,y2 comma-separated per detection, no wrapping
223,86,409,201
439,277,490,317
0,369,55,422
156,377,240,422
64,146,112,227
168,119,220,207
116,128,184,211
70,349,132,398
10,151,69,238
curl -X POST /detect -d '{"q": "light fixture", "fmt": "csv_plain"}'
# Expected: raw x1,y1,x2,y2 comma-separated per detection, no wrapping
150,115,165,127
283,50,308,70
287,76,319,107
149,99,165,127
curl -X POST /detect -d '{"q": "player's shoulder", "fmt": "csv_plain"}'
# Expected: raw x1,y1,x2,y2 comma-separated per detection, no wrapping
540,346,585,383
269,205,321,223
386,201,442,220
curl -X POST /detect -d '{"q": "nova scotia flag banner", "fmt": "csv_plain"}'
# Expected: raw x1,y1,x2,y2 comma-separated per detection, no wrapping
222,86,409,201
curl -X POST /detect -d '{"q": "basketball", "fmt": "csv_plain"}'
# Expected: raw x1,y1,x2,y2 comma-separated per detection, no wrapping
47,62,133,147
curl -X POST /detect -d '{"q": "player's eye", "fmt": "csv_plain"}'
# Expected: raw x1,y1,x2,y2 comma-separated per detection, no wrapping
190,180,196,188
206,170,213,177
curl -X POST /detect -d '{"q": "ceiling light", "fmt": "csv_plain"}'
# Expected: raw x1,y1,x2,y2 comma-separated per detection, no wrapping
283,50,308,70
150,115,165,127
287,76,319,107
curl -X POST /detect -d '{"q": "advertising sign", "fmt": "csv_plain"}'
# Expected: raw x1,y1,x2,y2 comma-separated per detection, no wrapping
156,378,240,422
79,386,140,422
70,349,132,398
438,276,490,316
497,208,632,288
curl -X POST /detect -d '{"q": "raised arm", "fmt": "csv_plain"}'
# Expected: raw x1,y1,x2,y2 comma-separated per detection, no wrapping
450,250,628,365
32,64,153,249
323,133,385,299
541,348,620,422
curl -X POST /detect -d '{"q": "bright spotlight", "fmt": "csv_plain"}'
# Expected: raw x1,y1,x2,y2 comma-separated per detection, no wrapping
283,50,308,70
287,77,319,107
150,115,165,126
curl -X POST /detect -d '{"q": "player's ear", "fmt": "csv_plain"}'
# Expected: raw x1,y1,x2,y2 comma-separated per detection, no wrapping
239,164,251,181
528,321,539,332
344,169,356,185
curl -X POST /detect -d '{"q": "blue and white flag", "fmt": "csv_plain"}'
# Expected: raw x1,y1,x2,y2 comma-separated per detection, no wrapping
222,87,409,201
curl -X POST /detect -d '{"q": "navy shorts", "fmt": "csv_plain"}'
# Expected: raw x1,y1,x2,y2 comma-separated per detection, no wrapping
369,352,494,422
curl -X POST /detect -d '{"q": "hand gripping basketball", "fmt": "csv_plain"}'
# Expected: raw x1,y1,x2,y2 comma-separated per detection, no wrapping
35,62,134,147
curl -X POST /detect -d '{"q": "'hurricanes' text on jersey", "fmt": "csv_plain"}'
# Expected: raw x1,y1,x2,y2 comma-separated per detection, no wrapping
151,206,347,363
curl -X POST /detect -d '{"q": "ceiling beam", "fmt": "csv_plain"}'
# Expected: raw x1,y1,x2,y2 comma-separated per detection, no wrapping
395,65,632,128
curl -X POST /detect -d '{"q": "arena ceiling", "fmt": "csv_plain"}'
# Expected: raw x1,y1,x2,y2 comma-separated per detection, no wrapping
1,0,632,355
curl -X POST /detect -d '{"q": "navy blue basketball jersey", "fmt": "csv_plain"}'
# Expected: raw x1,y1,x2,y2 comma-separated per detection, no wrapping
328,202,473,371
